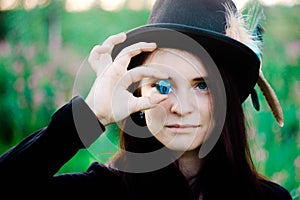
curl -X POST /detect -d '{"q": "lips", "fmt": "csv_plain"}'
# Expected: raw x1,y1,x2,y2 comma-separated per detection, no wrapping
166,124,200,128
165,124,200,133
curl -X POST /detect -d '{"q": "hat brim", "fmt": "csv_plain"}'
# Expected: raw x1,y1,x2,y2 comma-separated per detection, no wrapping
111,23,260,102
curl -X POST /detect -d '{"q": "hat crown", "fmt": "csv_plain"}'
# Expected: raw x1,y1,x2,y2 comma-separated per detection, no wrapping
148,0,237,34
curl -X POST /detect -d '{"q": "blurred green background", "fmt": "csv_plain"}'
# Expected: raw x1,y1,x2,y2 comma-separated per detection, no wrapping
0,0,299,198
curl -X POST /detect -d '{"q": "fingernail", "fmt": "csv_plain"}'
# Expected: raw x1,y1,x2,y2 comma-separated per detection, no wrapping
149,42,157,47
118,32,127,38
101,44,110,50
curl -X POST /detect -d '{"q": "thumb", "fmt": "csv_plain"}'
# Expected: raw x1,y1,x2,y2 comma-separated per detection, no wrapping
131,94,168,113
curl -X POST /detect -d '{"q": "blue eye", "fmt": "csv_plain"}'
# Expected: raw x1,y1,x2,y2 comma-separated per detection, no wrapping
155,80,172,94
197,82,208,90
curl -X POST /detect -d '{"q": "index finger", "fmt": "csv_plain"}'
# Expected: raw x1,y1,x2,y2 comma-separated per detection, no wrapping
120,67,169,89
113,42,157,72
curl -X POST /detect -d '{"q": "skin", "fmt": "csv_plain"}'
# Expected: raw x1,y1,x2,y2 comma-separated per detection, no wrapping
86,33,214,184
141,49,212,152
141,49,213,183
86,33,169,125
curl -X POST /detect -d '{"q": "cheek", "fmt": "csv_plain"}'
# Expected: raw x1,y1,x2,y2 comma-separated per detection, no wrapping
205,98,213,121
198,95,215,137
194,94,214,139
145,105,167,135
196,93,212,117
207,96,214,124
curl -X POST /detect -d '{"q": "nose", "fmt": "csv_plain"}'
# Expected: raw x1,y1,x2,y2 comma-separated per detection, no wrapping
170,90,195,116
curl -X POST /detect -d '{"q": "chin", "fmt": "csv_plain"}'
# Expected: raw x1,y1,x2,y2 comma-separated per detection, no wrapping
165,142,200,152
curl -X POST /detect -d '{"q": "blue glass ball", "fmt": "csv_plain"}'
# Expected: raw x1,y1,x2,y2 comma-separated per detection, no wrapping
155,80,172,94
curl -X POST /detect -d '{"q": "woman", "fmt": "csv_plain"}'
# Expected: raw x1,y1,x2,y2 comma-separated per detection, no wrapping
0,0,292,199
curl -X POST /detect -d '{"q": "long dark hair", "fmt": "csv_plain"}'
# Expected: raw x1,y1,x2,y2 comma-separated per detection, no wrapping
189,65,265,199
108,51,267,200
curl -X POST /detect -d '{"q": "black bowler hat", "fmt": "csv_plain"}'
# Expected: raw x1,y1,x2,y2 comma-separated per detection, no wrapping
112,0,283,126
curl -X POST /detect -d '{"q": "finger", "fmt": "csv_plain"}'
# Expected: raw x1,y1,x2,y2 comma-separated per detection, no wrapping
113,42,157,71
88,45,111,65
102,32,127,53
91,44,111,55
115,42,157,59
88,46,112,76
120,67,169,89
88,33,127,75
130,93,168,113
90,32,126,57
115,42,157,61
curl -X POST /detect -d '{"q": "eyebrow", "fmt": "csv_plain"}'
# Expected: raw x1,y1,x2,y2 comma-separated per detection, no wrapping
143,76,208,83
191,77,207,82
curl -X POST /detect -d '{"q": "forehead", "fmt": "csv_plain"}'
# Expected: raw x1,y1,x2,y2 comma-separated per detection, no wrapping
143,48,207,77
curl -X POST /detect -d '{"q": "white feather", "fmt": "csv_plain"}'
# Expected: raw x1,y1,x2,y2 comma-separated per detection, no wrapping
224,2,254,46
224,1,265,59
224,1,284,126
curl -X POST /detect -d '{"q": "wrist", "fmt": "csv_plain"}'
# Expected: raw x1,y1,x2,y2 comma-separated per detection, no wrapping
84,97,110,127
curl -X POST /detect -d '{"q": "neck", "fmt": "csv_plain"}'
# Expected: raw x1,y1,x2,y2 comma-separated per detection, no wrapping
177,149,203,185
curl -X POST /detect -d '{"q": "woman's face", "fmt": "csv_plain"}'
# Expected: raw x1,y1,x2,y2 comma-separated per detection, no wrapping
141,48,213,152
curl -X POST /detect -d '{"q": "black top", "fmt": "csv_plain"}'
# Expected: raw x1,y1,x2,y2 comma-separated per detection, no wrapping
0,96,292,200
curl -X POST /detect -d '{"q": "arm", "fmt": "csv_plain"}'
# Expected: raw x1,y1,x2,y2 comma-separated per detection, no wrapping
0,96,105,190
0,32,167,197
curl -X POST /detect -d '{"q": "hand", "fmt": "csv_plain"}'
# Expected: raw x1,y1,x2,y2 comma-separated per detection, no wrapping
85,32,168,126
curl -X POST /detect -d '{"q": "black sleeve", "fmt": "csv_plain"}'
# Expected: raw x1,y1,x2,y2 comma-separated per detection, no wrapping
0,96,106,195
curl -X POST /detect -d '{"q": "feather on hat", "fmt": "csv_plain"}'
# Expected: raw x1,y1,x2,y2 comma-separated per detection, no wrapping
224,2,284,126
